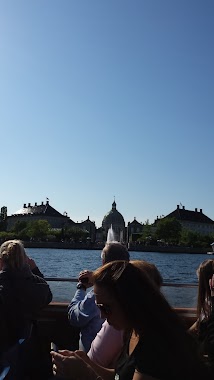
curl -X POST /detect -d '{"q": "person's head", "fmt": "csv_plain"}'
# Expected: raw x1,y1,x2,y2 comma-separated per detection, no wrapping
196,259,214,319
0,240,27,270
93,260,168,333
131,260,163,289
101,242,130,265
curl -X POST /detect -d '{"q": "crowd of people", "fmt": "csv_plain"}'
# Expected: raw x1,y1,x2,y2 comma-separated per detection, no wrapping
0,239,214,379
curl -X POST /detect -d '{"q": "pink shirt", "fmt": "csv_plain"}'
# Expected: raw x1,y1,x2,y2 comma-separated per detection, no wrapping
88,320,124,368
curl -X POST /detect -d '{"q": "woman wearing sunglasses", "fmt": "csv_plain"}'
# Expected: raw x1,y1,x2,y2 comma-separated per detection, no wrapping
51,260,210,380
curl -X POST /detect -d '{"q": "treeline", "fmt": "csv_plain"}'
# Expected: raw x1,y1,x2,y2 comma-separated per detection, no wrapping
0,220,90,243
136,218,214,248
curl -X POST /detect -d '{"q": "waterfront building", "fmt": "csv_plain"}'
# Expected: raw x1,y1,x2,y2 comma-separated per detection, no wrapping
7,200,74,231
127,217,143,242
102,200,125,242
154,205,214,236
75,216,96,243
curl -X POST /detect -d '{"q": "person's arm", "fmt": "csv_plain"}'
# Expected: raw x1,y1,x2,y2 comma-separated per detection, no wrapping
189,319,199,334
88,321,124,368
68,270,98,327
26,256,44,278
25,257,52,306
51,350,114,380
68,289,99,327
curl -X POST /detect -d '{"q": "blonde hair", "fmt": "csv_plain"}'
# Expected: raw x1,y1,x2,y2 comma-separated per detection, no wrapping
0,240,27,270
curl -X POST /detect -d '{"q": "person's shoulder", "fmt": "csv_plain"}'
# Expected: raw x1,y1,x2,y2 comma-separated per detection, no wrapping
85,289,95,299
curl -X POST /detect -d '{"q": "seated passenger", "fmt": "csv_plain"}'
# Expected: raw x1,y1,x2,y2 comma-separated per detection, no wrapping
67,242,129,353
189,259,214,368
52,261,209,380
189,259,214,335
87,260,163,368
0,239,52,355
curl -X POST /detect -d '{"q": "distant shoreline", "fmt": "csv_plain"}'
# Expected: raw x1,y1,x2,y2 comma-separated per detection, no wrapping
23,241,209,254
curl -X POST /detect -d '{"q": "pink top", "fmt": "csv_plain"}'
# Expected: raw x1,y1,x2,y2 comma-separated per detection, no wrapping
88,320,124,368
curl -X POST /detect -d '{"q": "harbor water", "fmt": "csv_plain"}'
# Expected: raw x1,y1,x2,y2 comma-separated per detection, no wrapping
27,248,209,307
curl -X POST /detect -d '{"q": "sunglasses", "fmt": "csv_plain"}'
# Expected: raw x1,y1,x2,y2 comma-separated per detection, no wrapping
96,303,111,315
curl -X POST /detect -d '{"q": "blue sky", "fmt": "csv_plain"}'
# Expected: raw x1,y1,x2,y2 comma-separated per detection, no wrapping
0,0,213,227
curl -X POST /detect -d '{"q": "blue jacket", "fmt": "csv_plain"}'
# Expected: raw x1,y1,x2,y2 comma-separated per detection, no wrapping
68,288,104,353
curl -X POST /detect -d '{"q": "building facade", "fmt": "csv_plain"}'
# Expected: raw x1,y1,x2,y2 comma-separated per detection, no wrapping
154,205,214,235
7,201,73,231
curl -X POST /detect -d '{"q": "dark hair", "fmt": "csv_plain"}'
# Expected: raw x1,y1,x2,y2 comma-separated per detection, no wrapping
101,242,129,264
93,261,208,379
130,260,163,289
196,259,214,320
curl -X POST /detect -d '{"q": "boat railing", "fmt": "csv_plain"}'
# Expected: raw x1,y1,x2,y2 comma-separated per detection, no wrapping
44,277,198,287
39,277,197,331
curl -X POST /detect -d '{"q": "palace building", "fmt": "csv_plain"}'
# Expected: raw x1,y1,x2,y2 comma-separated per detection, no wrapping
7,200,73,231
154,205,214,236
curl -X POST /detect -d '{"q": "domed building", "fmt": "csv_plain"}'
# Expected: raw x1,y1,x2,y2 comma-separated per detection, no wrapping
102,200,126,242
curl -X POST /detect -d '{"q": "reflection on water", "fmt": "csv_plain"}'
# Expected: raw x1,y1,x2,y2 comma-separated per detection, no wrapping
163,286,197,308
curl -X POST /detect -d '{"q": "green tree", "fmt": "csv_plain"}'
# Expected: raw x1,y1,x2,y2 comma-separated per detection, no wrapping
64,227,89,242
12,221,28,234
180,229,213,248
142,219,152,239
155,217,182,244
27,220,51,240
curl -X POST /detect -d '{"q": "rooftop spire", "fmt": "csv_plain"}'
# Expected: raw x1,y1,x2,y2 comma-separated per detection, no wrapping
112,197,116,210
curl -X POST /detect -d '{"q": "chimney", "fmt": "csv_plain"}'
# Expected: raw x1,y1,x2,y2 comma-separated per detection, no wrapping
23,203,26,208
195,208,197,212
35,202,37,206
46,200,49,205
182,206,185,210
41,202,44,205
200,209,202,213
28,203,31,207
177,205,179,209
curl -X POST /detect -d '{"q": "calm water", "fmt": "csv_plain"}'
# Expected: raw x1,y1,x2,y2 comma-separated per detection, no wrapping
26,248,209,307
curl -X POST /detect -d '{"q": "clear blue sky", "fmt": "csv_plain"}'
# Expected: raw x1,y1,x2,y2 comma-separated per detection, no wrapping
0,0,213,227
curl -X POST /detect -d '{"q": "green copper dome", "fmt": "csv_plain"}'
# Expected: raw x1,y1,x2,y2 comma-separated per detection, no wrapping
102,201,125,230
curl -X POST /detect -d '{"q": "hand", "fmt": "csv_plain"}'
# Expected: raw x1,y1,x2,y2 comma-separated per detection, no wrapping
51,350,99,379
78,270,94,288
26,256,37,270
209,274,214,297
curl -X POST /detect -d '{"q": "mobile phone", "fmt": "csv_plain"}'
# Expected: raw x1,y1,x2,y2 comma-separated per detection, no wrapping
51,342,58,352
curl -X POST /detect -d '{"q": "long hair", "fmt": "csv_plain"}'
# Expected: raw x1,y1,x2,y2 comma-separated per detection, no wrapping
0,240,27,270
130,260,163,289
93,261,208,379
196,259,214,320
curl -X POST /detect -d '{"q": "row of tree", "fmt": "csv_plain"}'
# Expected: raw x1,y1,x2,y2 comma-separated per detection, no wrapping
137,218,214,248
0,217,213,248
0,220,90,243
